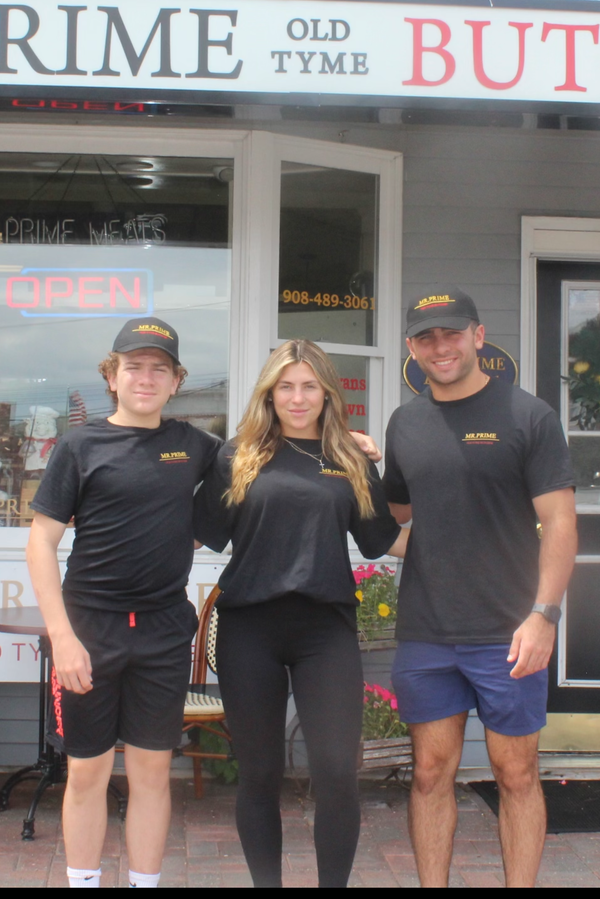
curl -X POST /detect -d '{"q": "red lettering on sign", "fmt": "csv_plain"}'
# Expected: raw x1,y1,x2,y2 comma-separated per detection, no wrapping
83,101,109,110
110,276,140,308
78,277,104,308
11,99,45,108
114,102,146,111
542,22,599,92
340,378,367,392
7,277,39,308
467,20,532,90
403,18,455,86
45,277,73,308
51,100,78,109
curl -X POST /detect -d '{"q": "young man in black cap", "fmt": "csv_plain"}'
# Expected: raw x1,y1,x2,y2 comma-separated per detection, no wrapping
383,289,577,888
26,317,221,889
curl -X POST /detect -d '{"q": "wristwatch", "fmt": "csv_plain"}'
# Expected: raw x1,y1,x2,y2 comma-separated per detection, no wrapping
531,603,562,625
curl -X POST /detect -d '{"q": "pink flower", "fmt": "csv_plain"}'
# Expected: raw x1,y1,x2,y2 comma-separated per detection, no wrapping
353,565,366,585
390,697,398,711
364,682,374,693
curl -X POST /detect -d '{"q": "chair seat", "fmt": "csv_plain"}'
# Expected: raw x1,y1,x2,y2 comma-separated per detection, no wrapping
184,692,224,717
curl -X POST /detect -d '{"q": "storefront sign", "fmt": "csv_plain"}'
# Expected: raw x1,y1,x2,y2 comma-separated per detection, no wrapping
4,267,153,317
281,290,376,311
2,214,168,246
403,341,518,393
2,2,600,104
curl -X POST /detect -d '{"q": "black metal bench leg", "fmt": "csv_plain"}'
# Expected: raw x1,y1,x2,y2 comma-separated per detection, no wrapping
21,770,57,841
0,766,39,812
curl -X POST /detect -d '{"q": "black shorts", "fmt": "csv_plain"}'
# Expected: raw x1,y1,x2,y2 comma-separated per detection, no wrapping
49,601,198,759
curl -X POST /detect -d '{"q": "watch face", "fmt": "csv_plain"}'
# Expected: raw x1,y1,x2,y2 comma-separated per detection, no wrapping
544,605,562,625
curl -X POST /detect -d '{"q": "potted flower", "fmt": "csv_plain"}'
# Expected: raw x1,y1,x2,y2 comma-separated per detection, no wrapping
360,683,411,776
354,563,397,648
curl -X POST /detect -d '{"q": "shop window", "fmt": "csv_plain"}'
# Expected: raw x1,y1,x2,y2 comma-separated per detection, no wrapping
278,163,378,349
0,154,232,528
277,161,381,435
564,286,600,504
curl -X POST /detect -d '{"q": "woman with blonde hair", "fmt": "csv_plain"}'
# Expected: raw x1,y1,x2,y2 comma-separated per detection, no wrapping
194,339,408,889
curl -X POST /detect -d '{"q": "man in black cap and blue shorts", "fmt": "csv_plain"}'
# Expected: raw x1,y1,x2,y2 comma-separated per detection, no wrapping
26,317,220,888
383,288,577,888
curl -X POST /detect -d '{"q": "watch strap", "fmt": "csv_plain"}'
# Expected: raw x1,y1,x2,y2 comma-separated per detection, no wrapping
531,603,562,625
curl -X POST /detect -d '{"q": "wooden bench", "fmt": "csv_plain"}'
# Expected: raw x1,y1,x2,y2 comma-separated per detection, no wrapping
359,736,412,783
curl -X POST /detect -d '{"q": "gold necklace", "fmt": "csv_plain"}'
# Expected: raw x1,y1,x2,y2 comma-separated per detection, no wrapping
283,437,325,471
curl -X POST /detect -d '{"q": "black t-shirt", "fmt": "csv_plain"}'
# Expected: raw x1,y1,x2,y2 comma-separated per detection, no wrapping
383,379,575,644
193,438,400,611
31,418,221,612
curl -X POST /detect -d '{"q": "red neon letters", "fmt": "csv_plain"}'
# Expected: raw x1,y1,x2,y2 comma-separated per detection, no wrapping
6,275,141,309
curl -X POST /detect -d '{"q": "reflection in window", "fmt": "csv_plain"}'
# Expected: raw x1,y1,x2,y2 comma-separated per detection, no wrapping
0,154,232,527
565,288,600,506
566,289,600,432
278,163,378,347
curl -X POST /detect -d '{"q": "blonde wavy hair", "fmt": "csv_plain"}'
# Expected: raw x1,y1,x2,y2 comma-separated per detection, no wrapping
227,339,375,518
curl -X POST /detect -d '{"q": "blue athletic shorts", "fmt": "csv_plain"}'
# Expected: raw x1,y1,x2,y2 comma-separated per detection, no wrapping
391,641,548,737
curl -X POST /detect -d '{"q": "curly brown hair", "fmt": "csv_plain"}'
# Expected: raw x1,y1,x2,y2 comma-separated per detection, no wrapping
98,352,188,405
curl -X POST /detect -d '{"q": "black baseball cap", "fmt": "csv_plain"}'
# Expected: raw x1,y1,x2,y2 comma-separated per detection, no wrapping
112,317,180,364
406,287,480,338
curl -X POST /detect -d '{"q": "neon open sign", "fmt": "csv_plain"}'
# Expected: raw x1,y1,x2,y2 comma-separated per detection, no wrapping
5,268,153,318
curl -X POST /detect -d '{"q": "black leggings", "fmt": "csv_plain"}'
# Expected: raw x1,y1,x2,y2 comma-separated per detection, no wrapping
216,595,363,889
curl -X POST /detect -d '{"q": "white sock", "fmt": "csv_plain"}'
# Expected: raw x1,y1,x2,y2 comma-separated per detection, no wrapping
129,870,161,889
66,866,101,888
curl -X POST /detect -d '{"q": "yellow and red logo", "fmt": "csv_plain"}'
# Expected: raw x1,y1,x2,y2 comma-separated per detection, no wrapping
133,324,173,341
414,294,455,311
462,432,499,445
160,451,190,463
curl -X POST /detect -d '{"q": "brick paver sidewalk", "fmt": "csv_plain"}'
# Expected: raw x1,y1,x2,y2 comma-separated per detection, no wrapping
0,775,599,887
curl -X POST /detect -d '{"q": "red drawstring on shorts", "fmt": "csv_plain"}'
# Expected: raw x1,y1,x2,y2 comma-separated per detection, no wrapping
129,612,136,628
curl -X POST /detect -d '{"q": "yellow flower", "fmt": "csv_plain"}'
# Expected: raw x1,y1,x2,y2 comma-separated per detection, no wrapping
378,603,391,618
573,361,590,374
356,590,363,602
595,375,600,385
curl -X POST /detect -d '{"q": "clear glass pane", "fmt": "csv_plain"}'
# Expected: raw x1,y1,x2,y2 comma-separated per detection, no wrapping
566,288,600,432
0,153,232,527
278,163,378,347
329,354,369,434
569,436,600,505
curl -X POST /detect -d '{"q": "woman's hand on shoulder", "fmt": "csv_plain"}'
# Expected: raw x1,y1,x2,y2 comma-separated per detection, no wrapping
349,431,382,463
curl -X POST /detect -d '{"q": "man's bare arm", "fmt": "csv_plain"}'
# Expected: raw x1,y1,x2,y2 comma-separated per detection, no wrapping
389,502,412,525
26,513,93,694
386,526,411,558
508,488,577,679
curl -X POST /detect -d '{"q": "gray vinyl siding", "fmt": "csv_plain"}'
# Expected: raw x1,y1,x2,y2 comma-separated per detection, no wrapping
0,684,39,766
2,118,600,771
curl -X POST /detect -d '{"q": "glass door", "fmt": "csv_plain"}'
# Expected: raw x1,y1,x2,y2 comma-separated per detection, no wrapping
536,262,600,736
268,136,403,448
